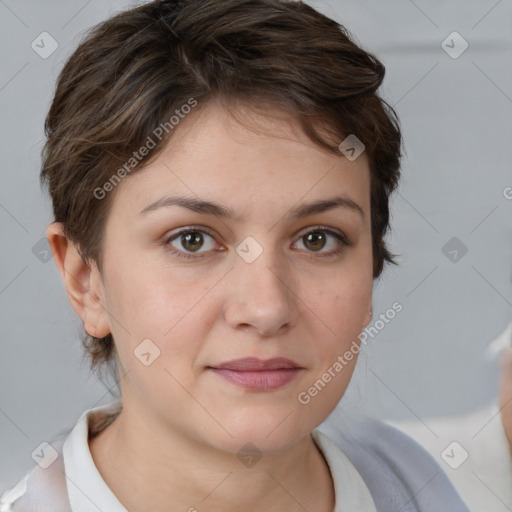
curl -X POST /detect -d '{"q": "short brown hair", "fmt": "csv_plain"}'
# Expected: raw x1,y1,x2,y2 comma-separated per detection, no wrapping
41,0,402,381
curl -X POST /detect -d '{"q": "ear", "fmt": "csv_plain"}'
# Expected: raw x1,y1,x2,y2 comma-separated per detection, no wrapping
45,222,111,338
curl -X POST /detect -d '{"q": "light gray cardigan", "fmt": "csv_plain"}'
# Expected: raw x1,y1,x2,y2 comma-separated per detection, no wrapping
320,415,471,511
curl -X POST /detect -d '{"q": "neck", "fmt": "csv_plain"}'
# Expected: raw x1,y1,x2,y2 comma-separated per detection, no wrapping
89,400,335,512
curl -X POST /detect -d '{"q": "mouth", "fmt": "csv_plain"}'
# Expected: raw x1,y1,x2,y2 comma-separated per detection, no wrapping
207,357,304,391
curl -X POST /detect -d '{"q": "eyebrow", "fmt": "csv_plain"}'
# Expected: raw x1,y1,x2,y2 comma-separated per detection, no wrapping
139,194,365,221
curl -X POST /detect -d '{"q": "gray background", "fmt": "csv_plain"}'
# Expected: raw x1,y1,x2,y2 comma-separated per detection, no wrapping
1,0,511,499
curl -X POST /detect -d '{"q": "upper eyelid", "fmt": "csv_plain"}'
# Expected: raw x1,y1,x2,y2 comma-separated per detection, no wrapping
166,225,217,243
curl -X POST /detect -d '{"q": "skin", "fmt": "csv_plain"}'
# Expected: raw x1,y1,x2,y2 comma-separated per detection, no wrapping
47,100,374,512
500,347,512,457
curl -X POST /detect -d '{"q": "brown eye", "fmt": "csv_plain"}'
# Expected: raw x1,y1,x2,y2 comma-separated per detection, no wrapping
303,231,327,251
180,231,204,252
165,228,218,258
293,227,350,257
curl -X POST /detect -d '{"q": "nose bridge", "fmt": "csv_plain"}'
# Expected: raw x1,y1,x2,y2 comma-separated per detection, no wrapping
224,234,299,335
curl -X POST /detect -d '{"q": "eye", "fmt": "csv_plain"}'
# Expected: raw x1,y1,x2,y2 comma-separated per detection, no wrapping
293,227,351,257
163,225,351,260
164,226,220,259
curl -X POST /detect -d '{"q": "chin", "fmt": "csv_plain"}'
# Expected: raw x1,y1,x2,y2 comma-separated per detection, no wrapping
207,409,313,455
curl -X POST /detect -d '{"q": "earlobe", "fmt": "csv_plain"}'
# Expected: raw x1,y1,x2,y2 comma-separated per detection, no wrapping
45,222,111,338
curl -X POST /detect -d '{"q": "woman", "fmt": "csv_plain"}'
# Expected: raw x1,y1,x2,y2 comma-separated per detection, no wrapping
0,0,470,510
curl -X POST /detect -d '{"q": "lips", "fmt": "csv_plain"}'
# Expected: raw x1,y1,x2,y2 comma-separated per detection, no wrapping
212,357,302,371
208,357,303,391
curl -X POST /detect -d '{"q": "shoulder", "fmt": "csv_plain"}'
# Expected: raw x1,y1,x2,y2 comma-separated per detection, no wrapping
0,438,70,512
0,401,122,512
1,472,30,511
319,415,471,512
388,402,512,511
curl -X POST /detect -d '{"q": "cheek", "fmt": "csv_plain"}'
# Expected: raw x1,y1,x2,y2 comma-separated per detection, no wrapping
102,255,215,365
306,267,372,388
315,268,372,333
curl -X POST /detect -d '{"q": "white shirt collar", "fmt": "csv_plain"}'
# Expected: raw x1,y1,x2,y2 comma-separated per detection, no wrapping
311,430,377,511
63,400,126,512
63,401,376,511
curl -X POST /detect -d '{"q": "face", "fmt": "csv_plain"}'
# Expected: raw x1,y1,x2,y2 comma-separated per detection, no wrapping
87,100,373,454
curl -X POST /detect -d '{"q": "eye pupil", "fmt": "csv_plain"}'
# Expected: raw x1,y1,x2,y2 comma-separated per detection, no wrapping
182,231,203,252
304,232,326,251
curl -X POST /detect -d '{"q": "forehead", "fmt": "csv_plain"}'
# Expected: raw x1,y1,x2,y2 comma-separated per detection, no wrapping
110,100,371,222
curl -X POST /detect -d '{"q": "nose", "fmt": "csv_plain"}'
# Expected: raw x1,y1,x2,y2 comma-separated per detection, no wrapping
223,242,300,337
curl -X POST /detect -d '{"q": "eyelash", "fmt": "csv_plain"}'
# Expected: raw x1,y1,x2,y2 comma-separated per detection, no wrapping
163,225,352,261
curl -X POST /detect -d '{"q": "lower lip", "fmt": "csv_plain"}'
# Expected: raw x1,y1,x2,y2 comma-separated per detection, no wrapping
209,368,302,391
